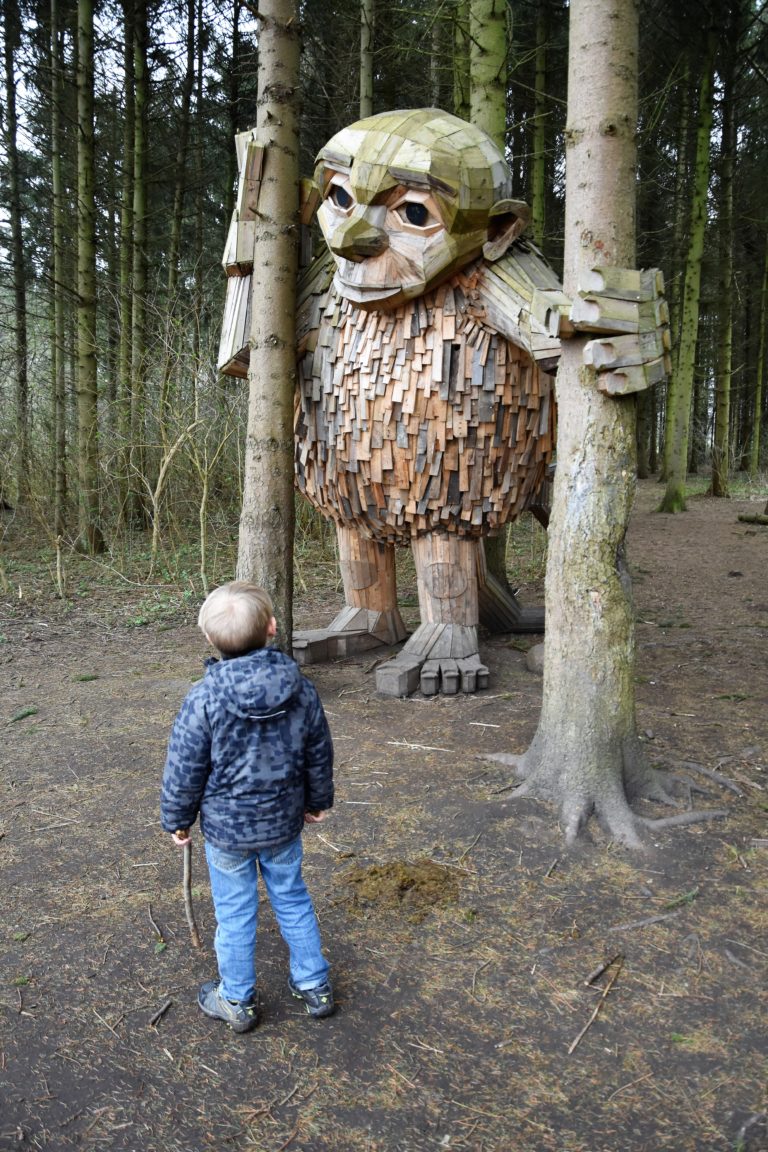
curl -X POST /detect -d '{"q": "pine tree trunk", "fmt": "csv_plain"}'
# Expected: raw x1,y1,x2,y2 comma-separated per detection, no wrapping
3,0,30,506
51,0,68,535
507,0,651,847
160,0,196,448
660,62,691,482
75,0,104,553
710,62,733,499
359,0,374,118
236,0,301,642
468,0,509,589
748,226,767,478
659,33,715,513
129,0,149,526
530,0,548,249
226,1,241,223
469,0,506,142
453,0,472,120
117,0,135,525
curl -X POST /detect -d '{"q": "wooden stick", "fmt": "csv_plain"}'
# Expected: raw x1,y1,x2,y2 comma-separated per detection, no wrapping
568,955,624,1054
148,998,173,1027
182,841,202,948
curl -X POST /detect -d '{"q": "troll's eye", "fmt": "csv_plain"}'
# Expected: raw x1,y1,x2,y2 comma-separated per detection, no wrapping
329,184,353,210
391,195,441,232
402,202,430,227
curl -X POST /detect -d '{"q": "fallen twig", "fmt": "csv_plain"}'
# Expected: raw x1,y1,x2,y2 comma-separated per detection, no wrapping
458,832,482,864
147,903,164,943
275,1118,300,1152
183,842,202,948
584,954,623,986
568,954,624,1054
148,999,173,1027
93,1009,121,1039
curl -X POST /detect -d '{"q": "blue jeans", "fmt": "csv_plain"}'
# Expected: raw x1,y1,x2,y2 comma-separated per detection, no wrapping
204,836,329,1004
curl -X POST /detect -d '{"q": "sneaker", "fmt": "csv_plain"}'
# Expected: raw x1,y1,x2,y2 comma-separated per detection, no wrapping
288,977,335,1018
198,980,258,1033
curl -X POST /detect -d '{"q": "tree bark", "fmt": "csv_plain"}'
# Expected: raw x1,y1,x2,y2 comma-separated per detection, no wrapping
3,0,30,506
749,227,767,479
75,0,104,553
709,56,734,500
453,0,472,120
530,0,549,249
506,0,651,847
129,0,149,526
659,32,716,514
469,0,507,144
360,0,374,118
236,0,301,644
117,0,135,525
468,0,509,590
50,0,68,535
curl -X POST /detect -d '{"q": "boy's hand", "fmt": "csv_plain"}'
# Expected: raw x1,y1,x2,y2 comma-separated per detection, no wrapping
304,811,327,824
171,829,192,846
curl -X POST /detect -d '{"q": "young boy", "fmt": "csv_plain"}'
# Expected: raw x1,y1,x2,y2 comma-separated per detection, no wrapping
161,581,334,1033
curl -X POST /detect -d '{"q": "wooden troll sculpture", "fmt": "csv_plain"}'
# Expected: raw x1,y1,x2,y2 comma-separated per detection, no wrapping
219,109,668,697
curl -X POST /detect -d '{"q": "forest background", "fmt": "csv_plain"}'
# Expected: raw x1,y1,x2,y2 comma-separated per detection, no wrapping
1,0,767,582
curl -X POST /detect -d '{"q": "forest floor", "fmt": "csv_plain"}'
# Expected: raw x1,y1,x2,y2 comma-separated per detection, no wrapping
1,478,767,1152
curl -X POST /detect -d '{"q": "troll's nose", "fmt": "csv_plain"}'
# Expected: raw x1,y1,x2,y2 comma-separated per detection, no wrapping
330,216,389,261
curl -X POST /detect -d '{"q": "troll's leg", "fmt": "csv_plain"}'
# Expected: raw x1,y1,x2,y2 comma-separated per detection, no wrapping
375,534,489,697
293,524,408,664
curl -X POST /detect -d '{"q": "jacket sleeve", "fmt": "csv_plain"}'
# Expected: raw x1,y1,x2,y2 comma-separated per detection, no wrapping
302,681,334,813
160,686,213,832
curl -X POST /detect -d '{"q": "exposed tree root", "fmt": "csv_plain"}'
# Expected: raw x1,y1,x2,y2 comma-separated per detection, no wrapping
666,758,745,797
640,809,729,830
478,747,732,849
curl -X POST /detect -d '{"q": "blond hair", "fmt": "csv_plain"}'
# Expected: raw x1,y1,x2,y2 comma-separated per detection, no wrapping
197,582,274,656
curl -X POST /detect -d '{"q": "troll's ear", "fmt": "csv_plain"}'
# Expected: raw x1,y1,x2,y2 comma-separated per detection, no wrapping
483,199,531,261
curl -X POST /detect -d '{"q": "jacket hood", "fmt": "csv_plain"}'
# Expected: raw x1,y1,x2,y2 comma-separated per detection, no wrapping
203,648,302,720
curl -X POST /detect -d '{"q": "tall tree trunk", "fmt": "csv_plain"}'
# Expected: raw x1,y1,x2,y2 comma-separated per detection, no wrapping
166,0,195,305
129,0,149,525
452,0,470,120
3,0,30,506
160,0,196,447
236,0,301,642
710,58,734,500
749,227,767,478
469,0,506,142
659,33,715,513
660,61,691,482
530,0,548,249
193,0,204,375
117,0,135,525
360,0,374,118
468,0,509,589
75,0,104,552
505,0,653,847
636,389,651,478
51,0,68,535
226,0,242,223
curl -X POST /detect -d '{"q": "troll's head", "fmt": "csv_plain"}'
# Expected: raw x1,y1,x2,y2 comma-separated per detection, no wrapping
314,108,528,310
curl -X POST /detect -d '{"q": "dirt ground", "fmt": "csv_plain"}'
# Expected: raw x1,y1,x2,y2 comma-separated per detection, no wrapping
1,479,767,1152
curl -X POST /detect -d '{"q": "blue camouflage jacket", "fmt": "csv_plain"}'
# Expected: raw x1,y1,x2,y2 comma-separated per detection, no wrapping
161,647,334,851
